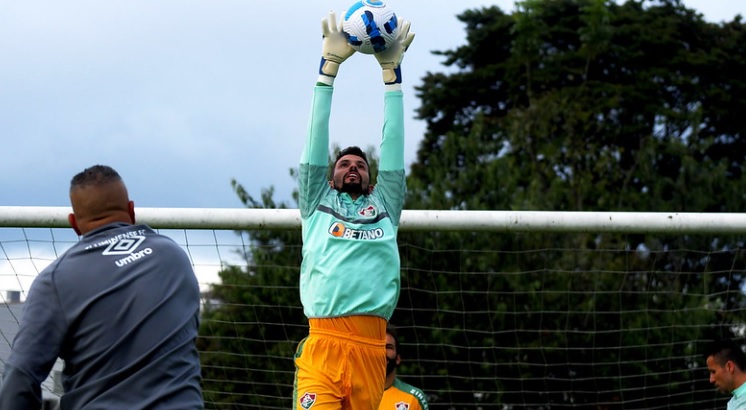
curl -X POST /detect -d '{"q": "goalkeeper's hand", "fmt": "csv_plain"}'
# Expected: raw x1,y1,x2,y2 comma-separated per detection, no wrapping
375,19,415,85
319,10,356,79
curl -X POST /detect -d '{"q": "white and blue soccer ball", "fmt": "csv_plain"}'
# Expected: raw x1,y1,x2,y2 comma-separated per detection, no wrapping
343,0,398,54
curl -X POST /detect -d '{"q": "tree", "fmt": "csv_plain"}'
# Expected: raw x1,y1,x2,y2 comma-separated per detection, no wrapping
399,0,746,408
197,184,304,409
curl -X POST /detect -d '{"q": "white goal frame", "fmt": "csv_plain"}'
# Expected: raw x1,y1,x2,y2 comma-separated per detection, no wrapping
3,206,746,233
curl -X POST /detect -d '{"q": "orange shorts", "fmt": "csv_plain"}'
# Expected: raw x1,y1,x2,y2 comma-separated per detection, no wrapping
293,316,387,410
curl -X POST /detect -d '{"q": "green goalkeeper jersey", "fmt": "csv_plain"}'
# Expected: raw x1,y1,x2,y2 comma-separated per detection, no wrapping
298,85,406,320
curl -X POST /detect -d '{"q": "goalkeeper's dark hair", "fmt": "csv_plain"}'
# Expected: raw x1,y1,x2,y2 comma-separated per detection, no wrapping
703,339,746,370
335,146,369,168
386,323,400,355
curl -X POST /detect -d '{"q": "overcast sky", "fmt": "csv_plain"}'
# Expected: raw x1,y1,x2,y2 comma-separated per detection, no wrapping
1,0,744,210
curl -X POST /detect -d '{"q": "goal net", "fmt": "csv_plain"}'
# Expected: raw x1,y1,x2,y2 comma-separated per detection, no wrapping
1,207,744,409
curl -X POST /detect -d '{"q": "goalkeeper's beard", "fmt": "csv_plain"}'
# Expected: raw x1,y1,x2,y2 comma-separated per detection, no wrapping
339,181,366,196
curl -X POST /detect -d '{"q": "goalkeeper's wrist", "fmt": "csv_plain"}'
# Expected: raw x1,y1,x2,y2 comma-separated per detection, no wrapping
382,66,402,85
319,57,341,78
384,83,402,92
317,75,334,86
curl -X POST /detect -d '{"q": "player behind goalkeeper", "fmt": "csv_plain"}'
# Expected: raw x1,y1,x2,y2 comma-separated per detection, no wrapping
379,324,429,410
294,9,414,410
704,339,746,409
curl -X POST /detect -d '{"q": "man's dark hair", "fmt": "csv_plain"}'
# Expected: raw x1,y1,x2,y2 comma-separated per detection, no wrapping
334,146,369,168
703,339,746,370
70,165,122,192
386,323,400,355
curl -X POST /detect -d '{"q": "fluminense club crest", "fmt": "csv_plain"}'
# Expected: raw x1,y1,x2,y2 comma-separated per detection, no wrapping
359,205,377,217
395,401,410,410
300,392,317,409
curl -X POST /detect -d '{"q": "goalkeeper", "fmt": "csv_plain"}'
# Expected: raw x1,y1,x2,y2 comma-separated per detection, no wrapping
294,10,414,410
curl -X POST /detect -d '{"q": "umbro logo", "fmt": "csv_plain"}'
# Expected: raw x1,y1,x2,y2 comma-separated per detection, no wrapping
102,236,146,255
99,235,154,267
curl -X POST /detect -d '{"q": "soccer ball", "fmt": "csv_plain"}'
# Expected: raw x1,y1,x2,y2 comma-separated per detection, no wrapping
343,0,398,54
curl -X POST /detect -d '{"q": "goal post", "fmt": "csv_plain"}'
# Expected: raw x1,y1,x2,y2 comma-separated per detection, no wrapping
4,206,746,233
1,206,744,409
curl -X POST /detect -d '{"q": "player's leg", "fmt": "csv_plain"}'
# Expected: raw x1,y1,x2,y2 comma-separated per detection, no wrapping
293,335,345,410
341,316,387,410
346,341,386,410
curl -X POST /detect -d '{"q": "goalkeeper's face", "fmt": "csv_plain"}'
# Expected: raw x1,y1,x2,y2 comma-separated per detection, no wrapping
331,154,370,196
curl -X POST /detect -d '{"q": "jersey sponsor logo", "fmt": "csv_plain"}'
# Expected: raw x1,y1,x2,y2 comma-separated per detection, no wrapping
395,402,410,410
98,234,154,267
114,247,153,267
359,205,377,217
300,392,316,409
328,222,385,240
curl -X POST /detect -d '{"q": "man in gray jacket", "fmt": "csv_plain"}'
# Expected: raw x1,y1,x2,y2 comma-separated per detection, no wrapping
0,165,203,409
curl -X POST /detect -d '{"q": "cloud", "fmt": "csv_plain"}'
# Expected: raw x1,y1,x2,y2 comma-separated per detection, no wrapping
1,0,742,208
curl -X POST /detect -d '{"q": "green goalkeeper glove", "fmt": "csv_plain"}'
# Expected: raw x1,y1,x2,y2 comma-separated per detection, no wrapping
374,19,415,85
319,11,356,79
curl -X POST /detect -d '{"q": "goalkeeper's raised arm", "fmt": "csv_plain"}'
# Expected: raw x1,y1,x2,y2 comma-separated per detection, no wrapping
294,9,415,410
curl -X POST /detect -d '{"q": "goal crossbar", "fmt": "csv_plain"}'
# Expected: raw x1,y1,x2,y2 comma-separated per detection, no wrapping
2,206,746,234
